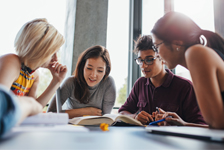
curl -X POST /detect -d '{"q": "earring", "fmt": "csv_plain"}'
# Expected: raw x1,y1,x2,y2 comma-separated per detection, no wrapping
176,47,179,51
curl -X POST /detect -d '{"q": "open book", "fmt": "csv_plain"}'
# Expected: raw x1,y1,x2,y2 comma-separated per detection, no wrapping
69,114,143,126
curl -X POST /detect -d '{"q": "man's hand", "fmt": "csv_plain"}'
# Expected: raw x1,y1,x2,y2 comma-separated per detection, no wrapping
135,111,154,125
154,108,186,126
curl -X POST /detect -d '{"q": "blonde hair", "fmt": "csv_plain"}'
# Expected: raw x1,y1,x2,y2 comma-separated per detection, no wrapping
14,18,65,70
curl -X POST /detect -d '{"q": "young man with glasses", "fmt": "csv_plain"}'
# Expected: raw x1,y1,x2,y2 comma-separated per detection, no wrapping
118,35,206,126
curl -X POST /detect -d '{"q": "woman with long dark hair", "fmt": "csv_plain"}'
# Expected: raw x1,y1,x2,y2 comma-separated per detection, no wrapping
151,11,224,129
48,45,116,118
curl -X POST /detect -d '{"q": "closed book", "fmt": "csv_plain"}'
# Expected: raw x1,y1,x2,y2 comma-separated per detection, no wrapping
21,113,69,125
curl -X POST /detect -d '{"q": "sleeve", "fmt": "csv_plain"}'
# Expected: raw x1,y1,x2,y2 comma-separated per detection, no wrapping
102,76,116,114
182,83,206,124
0,85,21,138
118,79,140,114
47,77,74,112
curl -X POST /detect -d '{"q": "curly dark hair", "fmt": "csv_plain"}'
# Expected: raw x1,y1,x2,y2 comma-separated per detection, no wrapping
133,35,154,54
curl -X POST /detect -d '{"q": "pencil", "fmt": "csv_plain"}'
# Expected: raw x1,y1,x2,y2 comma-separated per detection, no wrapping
134,110,141,119
136,110,141,115
156,107,160,114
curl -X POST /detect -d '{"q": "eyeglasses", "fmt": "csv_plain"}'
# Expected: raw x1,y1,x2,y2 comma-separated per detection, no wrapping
135,56,157,65
152,42,164,52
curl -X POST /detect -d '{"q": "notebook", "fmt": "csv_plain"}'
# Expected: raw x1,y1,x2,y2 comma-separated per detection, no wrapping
145,126,224,142
21,113,69,125
20,88,67,125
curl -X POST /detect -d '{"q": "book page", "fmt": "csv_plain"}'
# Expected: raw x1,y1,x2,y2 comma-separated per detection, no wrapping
69,114,143,126
103,114,143,126
69,115,114,125
69,116,102,124
103,114,120,121
116,115,143,126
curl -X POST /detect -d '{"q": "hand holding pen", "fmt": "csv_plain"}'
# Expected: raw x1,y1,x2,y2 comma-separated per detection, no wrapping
152,108,187,126
152,107,170,126
135,110,154,125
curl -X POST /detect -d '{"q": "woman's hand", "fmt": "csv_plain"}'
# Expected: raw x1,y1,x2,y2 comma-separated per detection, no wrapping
135,111,154,125
17,96,42,124
19,96,43,116
87,107,102,116
153,108,166,126
164,112,187,126
48,62,67,83
65,107,102,118
154,108,187,126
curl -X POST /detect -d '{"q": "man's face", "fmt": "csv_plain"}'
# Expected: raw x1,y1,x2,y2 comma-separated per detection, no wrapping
137,49,163,78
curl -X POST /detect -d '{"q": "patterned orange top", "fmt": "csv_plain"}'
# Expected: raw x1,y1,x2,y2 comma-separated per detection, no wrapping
11,64,35,96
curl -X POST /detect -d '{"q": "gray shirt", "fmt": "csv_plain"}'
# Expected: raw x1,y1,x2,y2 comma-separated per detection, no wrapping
47,76,116,114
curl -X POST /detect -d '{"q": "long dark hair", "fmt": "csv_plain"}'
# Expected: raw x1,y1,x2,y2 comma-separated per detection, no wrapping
151,11,224,55
72,45,111,104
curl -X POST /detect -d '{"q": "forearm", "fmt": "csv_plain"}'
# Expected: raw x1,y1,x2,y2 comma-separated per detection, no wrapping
119,111,136,119
17,96,42,124
36,79,61,107
184,122,209,128
17,99,33,124
65,108,91,119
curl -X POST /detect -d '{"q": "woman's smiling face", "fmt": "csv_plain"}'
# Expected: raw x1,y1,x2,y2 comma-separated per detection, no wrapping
83,57,106,87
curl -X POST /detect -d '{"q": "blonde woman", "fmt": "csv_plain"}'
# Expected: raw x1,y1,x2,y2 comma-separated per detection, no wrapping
0,18,67,109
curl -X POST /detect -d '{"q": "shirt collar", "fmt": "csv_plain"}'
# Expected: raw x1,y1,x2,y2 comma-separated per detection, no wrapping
145,69,174,88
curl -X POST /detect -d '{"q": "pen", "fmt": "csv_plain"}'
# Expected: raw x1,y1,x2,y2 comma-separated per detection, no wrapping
149,116,172,125
136,110,141,115
156,107,160,114
134,110,141,119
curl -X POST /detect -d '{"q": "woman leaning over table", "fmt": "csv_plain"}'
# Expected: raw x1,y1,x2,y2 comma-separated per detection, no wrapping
47,45,116,119
151,11,224,129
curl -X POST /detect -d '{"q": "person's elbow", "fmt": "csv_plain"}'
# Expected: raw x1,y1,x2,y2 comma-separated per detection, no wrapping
209,121,224,129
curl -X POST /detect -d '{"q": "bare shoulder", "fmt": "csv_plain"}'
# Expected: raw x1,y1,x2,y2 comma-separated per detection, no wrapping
185,44,211,59
0,54,21,70
185,44,220,66
0,53,20,65
0,54,21,87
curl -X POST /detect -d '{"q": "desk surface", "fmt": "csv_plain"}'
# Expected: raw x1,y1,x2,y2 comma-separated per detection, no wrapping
0,126,224,150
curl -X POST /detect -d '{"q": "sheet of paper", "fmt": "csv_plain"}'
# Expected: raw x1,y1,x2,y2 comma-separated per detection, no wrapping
11,124,89,132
